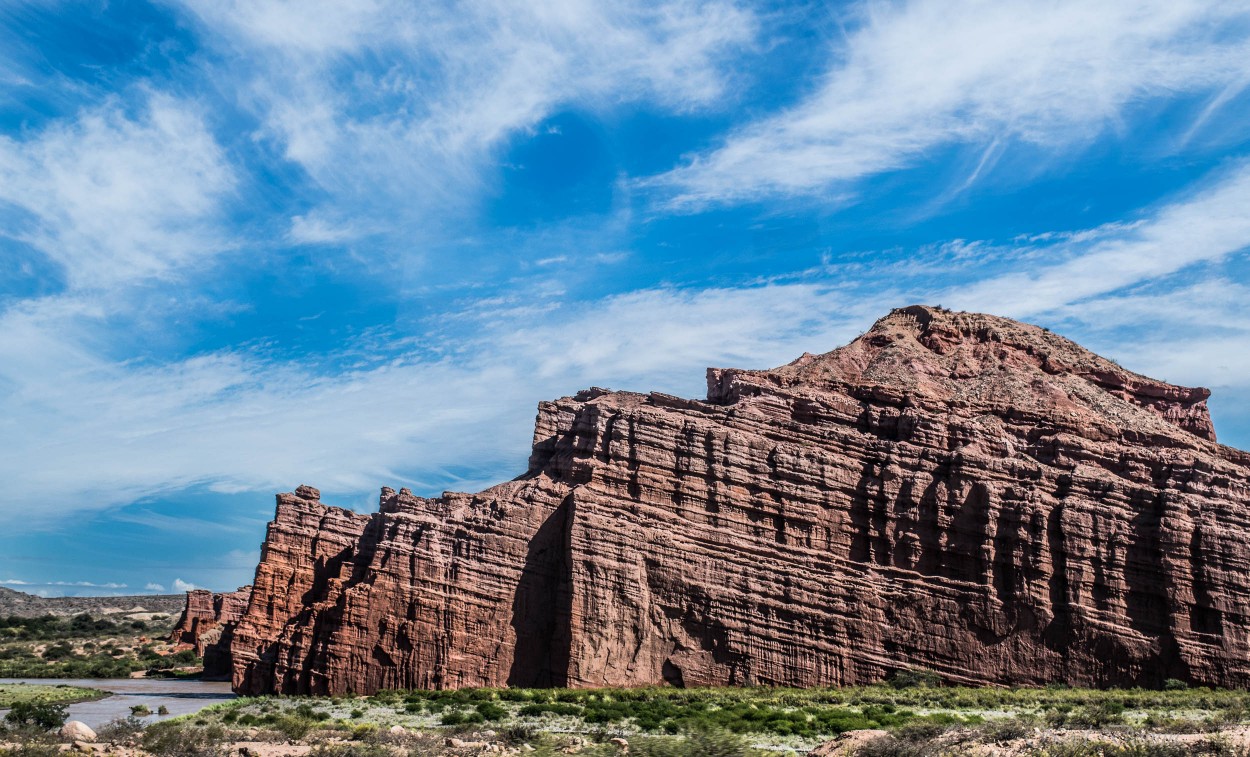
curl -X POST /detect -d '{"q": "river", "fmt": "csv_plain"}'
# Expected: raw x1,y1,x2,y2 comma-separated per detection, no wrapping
0,677,235,731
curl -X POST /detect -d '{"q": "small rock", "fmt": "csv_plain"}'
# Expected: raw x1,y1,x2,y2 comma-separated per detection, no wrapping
609,737,629,751
60,722,96,742
446,738,488,749
388,725,406,735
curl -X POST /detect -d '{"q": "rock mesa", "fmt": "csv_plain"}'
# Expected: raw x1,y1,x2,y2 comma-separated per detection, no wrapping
170,586,252,678
224,306,1250,694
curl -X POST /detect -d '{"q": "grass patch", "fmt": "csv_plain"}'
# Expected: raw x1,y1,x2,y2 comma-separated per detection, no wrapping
174,683,1250,753
365,686,983,738
0,683,107,708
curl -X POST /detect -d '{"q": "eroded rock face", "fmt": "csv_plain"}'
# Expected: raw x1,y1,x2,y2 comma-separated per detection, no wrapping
171,586,252,678
230,306,1250,695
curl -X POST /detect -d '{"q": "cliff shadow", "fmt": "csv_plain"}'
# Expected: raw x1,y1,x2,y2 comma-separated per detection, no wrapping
945,480,992,585
1042,477,1073,653
1125,489,1170,636
508,496,573,687
850,459,890,565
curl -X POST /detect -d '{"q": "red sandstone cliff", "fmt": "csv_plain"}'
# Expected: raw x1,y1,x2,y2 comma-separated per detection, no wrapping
170,586,252,678
229,306,1250,694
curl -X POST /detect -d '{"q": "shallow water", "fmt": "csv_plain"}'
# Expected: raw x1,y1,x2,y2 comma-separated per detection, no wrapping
0,677,235,731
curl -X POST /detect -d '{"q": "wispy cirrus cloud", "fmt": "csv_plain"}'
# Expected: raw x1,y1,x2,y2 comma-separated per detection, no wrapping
940,161,1250,318
0,93,235,290
1,161,1248,526
176,0,758,249
0,2,759,535
650,0,1250,207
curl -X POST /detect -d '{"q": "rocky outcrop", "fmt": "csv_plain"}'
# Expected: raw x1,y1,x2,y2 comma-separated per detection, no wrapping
171,586,252,678
230,306,1250,695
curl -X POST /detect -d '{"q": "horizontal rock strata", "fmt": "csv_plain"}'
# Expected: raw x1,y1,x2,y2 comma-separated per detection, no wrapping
171,586,252,678
229,306,1250,694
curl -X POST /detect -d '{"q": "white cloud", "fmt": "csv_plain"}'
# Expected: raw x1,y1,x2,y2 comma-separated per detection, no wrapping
145,582,167,592
651,0,1250,206
941,161,1250,318
175,0,757,241
172,578,198,592
288,213,362,245
0,279,872,526
487,283,865,384
0,94,235,289
0,252,1246,525
0,579,31,585
1,159,1248,525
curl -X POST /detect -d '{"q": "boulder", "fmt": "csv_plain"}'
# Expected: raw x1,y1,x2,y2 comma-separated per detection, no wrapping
59,722,96,742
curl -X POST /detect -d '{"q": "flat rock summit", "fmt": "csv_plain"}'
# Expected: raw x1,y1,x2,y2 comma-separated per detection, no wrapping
193,306,1250,695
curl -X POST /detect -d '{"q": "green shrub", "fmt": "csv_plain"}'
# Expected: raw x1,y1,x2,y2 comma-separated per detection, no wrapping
891,721,950,742
631,729,752,757
1049,701,1126,728
249,712,314,740
0,744,61,757
292,703,331,721
977,716,1034,742
94,716,145,743
40,643,74,661
499,724,537,745
141,722,230,757
888,669,942,689
272,715,313,740
3,701,67,730
520,702,582,717
1039,737,1247,756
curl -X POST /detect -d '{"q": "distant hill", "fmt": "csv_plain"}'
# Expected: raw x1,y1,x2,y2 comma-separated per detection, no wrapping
0,586,185,618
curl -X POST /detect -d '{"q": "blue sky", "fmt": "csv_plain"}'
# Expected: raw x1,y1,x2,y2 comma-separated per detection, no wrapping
2,0,1249,597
